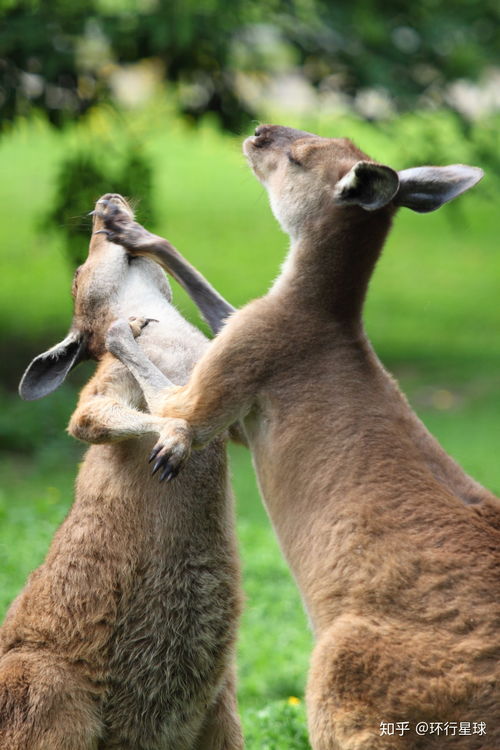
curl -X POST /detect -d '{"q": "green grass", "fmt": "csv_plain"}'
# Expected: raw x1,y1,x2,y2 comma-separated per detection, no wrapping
0,107,499,746
1,381,499,748
0,438,312,748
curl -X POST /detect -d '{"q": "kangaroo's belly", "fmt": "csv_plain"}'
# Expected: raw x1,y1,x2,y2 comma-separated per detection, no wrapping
100,533,240,747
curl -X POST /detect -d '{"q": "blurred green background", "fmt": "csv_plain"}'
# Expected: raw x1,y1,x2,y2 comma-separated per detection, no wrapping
1,2,499,747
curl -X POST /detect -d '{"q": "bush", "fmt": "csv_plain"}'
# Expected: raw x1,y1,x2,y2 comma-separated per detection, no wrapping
45,139,155,268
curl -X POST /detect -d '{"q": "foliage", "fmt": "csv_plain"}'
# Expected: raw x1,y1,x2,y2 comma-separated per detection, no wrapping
373,110,500,190
1,0,499,130
1,105,500,345
45,142,155,267
295,0,500,108
0,382,81,454
35,103,500,273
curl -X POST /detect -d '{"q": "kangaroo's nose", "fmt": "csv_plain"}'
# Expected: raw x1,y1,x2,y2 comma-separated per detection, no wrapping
252,124,275,147
254,124,274,137
99,193,124,204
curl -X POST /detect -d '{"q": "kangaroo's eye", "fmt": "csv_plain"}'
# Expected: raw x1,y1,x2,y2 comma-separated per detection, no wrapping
287,152,302,167
71,266,82,298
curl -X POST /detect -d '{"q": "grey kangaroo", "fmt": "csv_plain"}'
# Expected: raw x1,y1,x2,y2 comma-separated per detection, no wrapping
0,194,243,750
99,128,500,750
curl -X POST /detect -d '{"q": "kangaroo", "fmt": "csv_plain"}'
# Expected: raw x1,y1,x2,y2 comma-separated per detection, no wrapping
100,127,500,750
0,194,243,750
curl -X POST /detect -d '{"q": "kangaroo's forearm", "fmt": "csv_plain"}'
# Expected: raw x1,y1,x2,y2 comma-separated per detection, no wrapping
103,209,235,334
156,306,266,448
158,385,243,448
117,346,173,414
157,349,255,449
106,320,176,415
142,304,265,480
146,239,235,335
69,396,164,444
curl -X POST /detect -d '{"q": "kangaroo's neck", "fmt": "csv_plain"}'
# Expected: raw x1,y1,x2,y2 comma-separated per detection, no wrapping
272,205,395,323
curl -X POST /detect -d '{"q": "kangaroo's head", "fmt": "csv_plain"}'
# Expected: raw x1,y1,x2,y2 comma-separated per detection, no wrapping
19,194,172,400
243,124,483,241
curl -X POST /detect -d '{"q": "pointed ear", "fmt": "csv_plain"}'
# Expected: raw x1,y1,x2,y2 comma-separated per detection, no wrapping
333,161,400,212
395,165,484,213
19,331,88,401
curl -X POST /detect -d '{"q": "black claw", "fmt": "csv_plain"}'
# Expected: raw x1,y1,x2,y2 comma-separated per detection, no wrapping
151,458,164,476
159,462,180,482
149,446,161,463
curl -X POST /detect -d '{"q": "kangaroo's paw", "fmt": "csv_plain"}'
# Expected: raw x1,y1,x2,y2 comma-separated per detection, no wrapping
128,316,159,338
105,317,157,358
95,200,156,253
149,419,192,482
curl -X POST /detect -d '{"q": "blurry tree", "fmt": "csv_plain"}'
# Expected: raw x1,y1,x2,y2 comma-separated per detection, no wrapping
45,142,155,267
291,0,500,111
1,0,499,131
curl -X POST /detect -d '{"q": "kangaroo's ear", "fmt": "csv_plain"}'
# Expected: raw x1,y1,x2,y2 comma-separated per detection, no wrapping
333,161,400,212
395,165,484,213
19,331,89,401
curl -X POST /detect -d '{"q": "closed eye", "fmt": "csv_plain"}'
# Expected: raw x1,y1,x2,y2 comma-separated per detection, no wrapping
71,266,82,298
287,152,302,167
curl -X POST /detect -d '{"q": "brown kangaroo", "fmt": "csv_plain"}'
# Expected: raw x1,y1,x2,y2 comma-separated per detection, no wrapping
100,127,500,750
0,195,243,750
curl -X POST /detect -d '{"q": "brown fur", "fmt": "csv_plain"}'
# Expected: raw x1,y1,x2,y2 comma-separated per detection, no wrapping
102,128,499,749
1,196,243,750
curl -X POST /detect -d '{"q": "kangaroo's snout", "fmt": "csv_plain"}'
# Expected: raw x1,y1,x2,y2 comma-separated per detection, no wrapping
92,193,133,232
250,124,275,148
98,192,130,207
244,124,314,155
